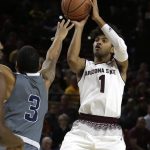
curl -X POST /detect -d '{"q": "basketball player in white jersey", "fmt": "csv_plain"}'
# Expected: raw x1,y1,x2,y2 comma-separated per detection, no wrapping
60,0,128,150
0,19,74,150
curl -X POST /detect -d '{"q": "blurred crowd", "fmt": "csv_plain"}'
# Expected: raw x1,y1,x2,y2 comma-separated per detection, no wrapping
0,0,150,150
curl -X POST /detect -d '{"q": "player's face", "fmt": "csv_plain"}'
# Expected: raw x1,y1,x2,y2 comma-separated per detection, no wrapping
93,35,113,58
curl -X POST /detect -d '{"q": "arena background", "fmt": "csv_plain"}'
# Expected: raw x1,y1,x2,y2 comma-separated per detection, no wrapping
0,0,150,150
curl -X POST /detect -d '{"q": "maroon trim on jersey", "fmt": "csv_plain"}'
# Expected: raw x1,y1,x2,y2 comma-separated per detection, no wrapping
77,113,121,130
79,113,119,124
77,59,86,83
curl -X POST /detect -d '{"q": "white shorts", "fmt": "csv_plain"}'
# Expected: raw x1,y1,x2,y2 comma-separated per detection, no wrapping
60,119,126,150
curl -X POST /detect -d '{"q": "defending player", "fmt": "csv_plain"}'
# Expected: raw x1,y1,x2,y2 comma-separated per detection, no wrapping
0,19,74,150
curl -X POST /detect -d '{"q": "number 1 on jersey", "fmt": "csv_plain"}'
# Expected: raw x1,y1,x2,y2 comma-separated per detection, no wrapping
99,75,105,93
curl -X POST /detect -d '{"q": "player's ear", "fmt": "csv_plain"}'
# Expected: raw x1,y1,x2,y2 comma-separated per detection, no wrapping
110,46,114,53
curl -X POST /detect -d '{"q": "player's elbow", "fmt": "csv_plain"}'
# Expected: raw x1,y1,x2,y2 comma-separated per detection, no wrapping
122,43,127,52
118,38,127,51
114,41,128,62
46,71,55,83
67,55,76,66
67,59,77,73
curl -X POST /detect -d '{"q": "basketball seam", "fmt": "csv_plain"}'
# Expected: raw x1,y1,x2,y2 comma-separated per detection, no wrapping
69,13,88,17
68,0,88,13
62,0,65,13
67,0,73,17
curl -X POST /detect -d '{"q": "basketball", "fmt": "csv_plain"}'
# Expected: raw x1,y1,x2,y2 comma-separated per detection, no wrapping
61,0,92,21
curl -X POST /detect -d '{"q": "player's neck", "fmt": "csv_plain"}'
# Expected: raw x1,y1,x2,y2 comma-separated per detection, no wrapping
94,56,111,64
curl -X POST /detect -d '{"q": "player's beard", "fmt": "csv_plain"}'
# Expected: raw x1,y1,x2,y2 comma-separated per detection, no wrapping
94,49,108,58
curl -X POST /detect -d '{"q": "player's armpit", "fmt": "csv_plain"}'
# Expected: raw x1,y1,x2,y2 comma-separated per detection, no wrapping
116,59,128,82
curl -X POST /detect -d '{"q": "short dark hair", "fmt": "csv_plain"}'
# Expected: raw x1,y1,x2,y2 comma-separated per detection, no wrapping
90,23,123,40
17,45,40,73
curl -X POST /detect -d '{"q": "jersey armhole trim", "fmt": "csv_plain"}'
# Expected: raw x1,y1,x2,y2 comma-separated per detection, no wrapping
78,59,87,85
114,59,125,85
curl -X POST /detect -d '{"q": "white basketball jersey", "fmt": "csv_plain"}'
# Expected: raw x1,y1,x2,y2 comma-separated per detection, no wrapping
78,60,125,118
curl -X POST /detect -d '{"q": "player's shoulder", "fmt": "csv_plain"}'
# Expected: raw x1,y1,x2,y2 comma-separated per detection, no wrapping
0,64,15,84
0,65,16,102
0,64,13,74
106,59,118,68
0,71,5,81
85,59,94,66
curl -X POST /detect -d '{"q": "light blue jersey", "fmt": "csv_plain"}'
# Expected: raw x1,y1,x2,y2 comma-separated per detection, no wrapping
2,73,48,149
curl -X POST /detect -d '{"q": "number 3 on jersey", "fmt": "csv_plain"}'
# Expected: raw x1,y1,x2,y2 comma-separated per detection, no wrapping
24,94,41,122
99,75,105,93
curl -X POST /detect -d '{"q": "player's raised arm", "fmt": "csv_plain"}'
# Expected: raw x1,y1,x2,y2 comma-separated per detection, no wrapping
40,19,74,89
90,0,128,82
67,17,89,75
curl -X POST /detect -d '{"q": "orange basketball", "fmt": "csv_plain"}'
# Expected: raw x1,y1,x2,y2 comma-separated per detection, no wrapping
61,0,92,21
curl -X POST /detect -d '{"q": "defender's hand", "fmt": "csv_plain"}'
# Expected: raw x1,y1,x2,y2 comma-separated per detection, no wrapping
54,19,74,41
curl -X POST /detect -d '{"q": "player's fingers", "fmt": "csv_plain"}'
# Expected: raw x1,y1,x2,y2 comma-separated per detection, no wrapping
57,21,60,28
64,19,71,28
89,0,94,6
93,0,98,8
90,0,98,9
67,23,74,30
60,19,65,26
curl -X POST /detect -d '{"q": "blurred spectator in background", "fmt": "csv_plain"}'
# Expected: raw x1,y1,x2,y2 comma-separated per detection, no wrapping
0,0,150,149
121,98,138,129
8,40,24,71
64,74,80,107
0,42,4,63
41,136,53,150
128,117,150,150
52,113,70,150
0,42,4,50
41,117,53,140
135,97,148,117
59,94,78,125
45,102,59,134
144,104,150,131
